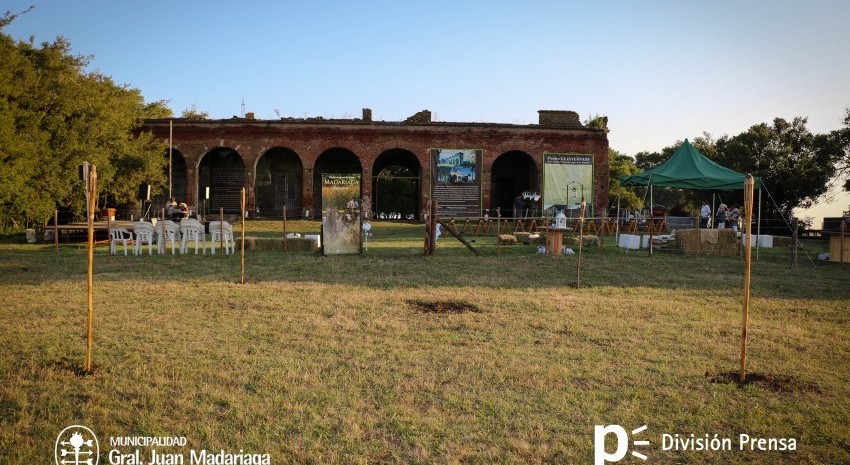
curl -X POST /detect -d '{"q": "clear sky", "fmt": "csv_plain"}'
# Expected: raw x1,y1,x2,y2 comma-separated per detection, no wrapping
4,0,850,222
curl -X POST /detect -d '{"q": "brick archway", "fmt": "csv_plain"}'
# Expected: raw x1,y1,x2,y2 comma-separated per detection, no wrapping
312,148,362,217
198,147,246,214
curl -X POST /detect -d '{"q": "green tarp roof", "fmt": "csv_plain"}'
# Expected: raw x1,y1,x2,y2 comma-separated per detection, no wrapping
620,139,762,190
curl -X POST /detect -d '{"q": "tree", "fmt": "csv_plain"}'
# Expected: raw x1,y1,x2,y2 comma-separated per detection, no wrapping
833,108,850,178
0,16,170,228
181,104,209,120
608,150,643,212
714,117,839,220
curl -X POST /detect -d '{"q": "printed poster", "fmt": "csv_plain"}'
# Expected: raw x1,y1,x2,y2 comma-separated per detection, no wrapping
543,153,594,216
430,148,482,217
321,174,361,255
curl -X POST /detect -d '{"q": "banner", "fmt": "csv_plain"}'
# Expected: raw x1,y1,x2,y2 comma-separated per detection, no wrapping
543,153,594,216
430,148,482,217
321,174,361,255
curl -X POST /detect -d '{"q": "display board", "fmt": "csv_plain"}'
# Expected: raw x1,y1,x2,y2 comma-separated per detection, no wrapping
543,153,594,216
321,174,361,255
430,148,482,217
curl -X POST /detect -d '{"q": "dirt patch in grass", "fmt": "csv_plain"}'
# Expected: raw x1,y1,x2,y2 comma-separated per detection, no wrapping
706,370,821,393
406,299,481,314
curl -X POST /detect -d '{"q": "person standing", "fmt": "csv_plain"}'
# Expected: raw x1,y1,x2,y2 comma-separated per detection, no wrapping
728,206,741,233
513,194,524,219
700,200,711,228
716,204,728,229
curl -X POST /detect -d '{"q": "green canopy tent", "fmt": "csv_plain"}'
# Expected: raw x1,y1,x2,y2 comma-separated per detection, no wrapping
616,139,763,253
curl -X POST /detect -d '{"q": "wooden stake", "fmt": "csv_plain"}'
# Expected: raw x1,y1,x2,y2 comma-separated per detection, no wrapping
85,165,97,373
740,175,755,382
161,208,166,254
283,206,288,254
54,209,59,255
841,220,846,267
241,188,246,284
219,207,224,253
497,208,501,255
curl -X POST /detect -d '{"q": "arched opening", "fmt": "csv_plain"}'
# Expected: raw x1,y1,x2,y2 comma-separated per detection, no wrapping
372,149,421,220
313,148,362,216
491,151,539,217
198,147,246,214
170,149,187,203
255,148,302,218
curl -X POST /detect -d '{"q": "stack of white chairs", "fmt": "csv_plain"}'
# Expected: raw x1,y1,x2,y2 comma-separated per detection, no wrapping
133,222,156,255
109,227,133,256
208,220,235,255
179,218,206,254
156,220,180,255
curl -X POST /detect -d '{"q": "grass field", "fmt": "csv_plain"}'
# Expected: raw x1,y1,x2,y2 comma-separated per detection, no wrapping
0,221,848,464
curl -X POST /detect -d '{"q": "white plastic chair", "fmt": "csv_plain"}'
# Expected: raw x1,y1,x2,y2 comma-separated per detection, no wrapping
156,220,180,255
179,218,206,254
109,227,133,256
133,222,155,255
208,221,235,255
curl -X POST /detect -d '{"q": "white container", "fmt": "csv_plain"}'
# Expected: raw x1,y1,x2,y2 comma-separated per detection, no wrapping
25,229,36,243
618,234,640,250
757,235,773,248
304,234,321,248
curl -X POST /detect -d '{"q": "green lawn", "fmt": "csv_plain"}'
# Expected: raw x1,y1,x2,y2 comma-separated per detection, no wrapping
0,221,847,464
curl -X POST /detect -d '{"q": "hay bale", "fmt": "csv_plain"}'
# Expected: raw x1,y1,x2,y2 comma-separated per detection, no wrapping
773,235,792,247
566,234,599,246
515,231,532,243
498,234,517,245
237,236,319,252
674,229,737,256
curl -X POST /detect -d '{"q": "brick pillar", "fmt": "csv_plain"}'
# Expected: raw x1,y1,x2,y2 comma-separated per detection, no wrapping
303,167,314,218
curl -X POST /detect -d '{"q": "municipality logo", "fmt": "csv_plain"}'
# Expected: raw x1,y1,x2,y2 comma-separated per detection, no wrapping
55,425,99,465
594,424,650,464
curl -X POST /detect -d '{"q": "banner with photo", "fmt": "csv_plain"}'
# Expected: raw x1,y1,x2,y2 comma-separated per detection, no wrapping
321,174,361,255
430,148,482,217
543,153,594,216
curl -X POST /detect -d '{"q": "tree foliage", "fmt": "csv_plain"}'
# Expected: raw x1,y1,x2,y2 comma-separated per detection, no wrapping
713,117,839,217
0,17,171,228
181,104,209,120
607,150,643,212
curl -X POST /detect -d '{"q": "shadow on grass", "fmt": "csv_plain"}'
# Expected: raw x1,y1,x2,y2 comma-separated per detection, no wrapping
706,370,821,393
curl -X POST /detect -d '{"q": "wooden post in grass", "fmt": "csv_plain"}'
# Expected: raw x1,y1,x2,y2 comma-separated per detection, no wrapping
791,222,798,267
106,213,111,255
219,207,224,254
85,164,97,373
54,209,59,254
497,208,501,255
740,174,754,382
577,199,586,288
241,187,246,284
283,206,288,254
841,220,846,267
160,208,166,254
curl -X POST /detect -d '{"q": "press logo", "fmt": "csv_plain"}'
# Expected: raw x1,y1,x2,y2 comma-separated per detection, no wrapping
594,424,649,464
55,425,99,465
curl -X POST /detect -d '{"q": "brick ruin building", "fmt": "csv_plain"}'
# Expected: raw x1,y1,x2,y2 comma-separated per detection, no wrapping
142,109,609,219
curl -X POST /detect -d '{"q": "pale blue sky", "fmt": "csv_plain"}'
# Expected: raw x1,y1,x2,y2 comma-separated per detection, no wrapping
5,0,850,219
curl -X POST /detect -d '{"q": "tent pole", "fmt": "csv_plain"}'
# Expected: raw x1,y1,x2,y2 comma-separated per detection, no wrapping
711,193,716,229
615,190,621,245
648,184,654,256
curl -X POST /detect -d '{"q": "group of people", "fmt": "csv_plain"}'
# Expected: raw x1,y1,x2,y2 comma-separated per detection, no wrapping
700,200,741,232
166,197,190,220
